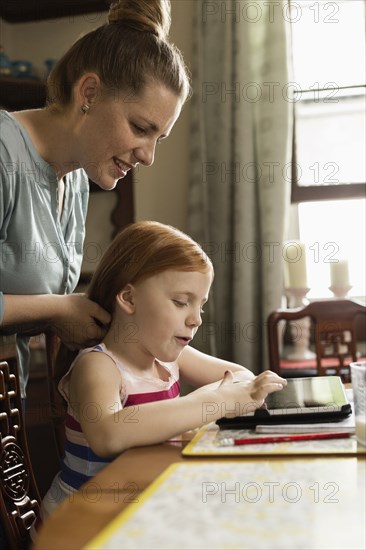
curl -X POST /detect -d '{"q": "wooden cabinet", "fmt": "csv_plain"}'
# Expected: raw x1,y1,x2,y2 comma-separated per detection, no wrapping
0,0,108,23
0,76,46,110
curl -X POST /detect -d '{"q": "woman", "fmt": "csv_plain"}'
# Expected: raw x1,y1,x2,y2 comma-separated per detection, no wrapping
0,0,190,397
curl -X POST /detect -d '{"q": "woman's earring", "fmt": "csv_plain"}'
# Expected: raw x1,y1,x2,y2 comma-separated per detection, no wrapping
81,103,90,115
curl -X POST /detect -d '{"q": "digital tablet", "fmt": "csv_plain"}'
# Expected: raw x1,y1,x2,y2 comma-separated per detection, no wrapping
216,376,352,430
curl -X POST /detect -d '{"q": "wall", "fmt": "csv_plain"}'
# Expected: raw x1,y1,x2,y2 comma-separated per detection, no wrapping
0,0,195,233
134,0,194,231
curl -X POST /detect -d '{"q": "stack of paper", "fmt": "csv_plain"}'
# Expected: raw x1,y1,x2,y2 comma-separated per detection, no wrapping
255,414,355,434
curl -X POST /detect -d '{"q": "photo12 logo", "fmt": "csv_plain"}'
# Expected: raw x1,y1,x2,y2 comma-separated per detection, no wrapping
201,2,340,25
201,480,340,503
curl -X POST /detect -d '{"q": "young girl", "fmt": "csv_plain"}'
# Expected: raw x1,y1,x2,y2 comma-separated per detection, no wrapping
41,221,286,516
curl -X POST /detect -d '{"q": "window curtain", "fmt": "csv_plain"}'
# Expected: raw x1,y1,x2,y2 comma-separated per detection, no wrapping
188,1,293,373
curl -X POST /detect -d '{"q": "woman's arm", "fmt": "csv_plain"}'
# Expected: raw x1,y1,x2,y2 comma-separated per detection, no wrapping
177,345,255,387
68,352,286,458
1,294,111,348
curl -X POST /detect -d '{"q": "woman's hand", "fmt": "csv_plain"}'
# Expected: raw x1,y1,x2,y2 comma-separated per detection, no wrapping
50,294,111,349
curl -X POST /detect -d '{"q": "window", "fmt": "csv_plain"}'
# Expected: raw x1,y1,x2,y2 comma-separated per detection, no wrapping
290,0,365,200
299,199,365,298
289,0,365,299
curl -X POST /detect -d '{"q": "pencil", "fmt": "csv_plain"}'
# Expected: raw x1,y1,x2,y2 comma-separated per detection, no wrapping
218,432,352,446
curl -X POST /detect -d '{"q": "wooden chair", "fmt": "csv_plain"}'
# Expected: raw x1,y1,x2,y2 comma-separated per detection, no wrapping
0,335,41,549
44,332,66,463
267,299,366,382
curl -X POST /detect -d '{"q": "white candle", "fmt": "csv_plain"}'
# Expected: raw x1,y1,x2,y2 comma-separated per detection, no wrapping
330,260,350,287
284,241,308,288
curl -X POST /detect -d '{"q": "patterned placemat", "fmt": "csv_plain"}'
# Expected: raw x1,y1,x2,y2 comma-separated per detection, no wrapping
84,458,365,550
182,422,365,457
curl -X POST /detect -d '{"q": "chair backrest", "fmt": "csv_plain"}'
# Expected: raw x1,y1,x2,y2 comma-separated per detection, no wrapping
267,299,366,380
44,332,66,462
0,336,41,550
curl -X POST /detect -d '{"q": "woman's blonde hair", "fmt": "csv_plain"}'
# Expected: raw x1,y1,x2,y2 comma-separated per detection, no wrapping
88,221,213,313
47,0,190,105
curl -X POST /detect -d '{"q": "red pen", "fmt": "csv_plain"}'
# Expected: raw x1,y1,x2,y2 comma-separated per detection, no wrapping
218,432,352,446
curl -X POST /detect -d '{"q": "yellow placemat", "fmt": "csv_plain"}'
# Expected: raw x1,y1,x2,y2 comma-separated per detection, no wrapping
182,422,365,457
84,459,365,550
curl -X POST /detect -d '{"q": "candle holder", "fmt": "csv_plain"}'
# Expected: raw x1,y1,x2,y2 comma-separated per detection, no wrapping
284,287,316,361
285,287,310,308
329,285,352,300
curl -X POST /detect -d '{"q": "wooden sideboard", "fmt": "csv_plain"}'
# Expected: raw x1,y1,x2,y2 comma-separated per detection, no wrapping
0,0,108,23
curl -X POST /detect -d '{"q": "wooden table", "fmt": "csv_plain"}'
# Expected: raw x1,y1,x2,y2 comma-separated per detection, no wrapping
33,431,365,550
33,439,190,549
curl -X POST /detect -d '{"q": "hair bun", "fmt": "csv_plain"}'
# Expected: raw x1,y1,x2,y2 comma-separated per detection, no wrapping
108,0,171,40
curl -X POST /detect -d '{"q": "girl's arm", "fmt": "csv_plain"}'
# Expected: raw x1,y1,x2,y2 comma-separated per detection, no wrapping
177,345,255,387
1,294,110,348
68,351,286,458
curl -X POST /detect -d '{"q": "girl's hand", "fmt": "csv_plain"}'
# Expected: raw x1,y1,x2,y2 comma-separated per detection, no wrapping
246,370,287,404
216,370,287,418
50,294,111,349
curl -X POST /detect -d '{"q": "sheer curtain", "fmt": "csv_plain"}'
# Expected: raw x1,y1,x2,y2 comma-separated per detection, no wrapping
188,1,293,373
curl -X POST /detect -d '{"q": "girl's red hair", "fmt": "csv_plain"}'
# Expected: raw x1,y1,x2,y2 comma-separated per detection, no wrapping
88,221,213,313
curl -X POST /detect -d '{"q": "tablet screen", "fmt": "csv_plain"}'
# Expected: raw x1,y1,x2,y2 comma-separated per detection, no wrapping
265,376,349,412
